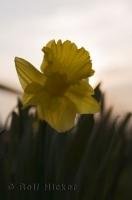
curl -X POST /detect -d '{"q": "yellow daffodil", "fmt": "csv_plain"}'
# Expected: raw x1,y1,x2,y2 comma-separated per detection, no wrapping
15,40,100,132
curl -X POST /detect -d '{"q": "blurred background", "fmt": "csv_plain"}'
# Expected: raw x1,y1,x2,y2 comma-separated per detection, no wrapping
0,0,132,123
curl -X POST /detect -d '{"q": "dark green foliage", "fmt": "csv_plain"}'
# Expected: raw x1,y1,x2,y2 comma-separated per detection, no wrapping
0,85,132,199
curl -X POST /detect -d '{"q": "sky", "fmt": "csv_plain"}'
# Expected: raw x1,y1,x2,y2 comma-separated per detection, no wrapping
0,0,132,121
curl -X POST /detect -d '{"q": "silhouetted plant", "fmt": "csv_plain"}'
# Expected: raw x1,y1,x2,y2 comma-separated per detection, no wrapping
0,84,132,200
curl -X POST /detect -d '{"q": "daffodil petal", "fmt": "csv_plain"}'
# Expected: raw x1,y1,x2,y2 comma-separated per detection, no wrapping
65,81,100,114
37,95,76,132
22,93,35,106
15,57,44,89
41,40,94,83
24,82,44,94
23,82,45,106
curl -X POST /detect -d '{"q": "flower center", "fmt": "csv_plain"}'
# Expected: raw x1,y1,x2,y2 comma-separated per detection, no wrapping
44,73,69,96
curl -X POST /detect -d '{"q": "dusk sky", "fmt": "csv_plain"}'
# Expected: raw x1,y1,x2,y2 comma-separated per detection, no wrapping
0,0,132,121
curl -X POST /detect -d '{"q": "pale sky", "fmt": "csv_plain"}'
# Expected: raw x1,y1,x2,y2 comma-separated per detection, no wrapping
0,0,132,121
